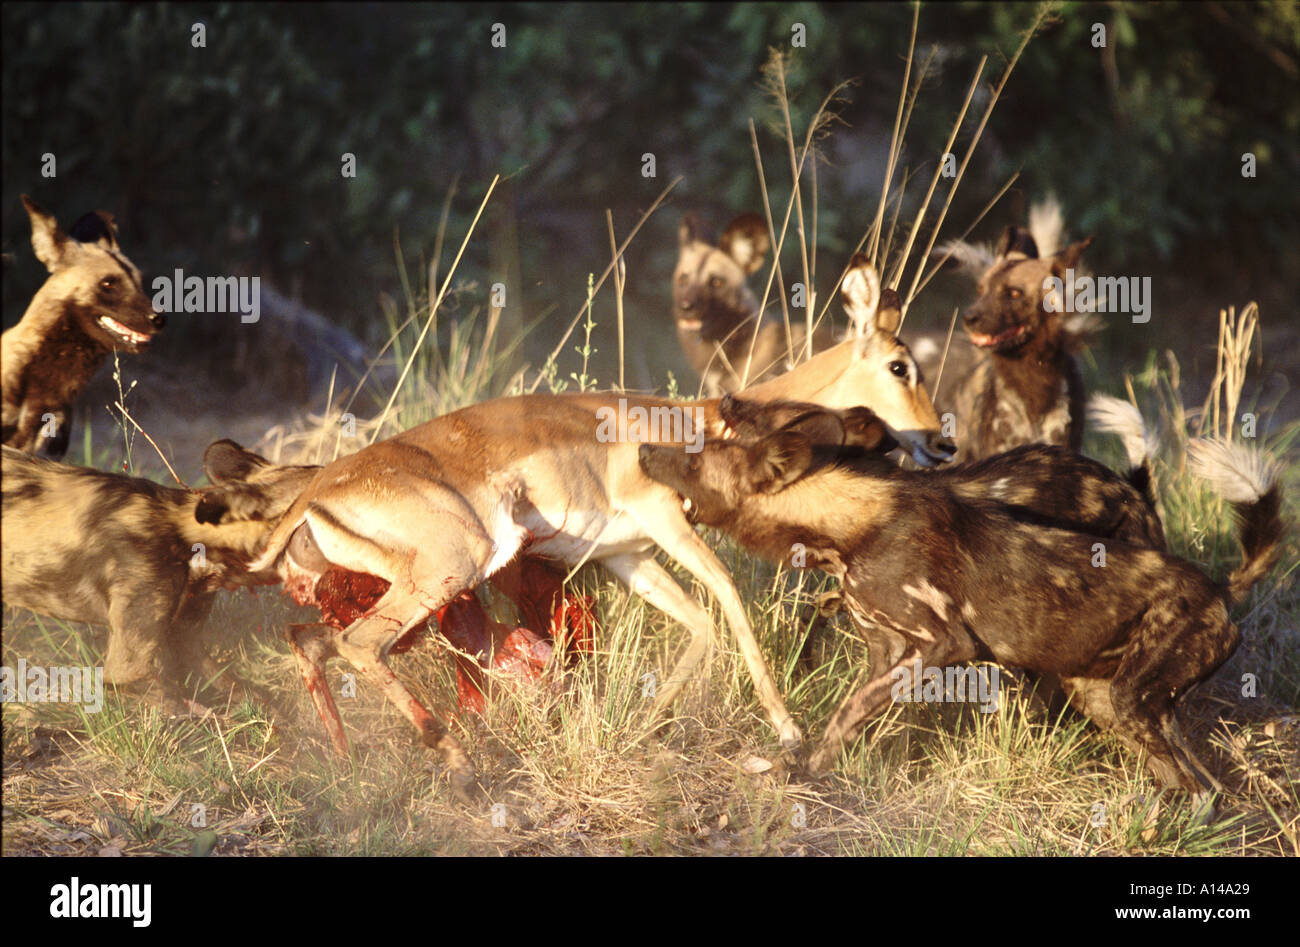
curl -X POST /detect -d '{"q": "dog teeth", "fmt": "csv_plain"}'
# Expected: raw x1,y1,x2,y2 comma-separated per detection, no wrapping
99,316,150,345
682,497,693,514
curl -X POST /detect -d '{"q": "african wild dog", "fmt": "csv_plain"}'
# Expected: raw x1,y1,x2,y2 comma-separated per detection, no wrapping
1,441,319,712
241,261,952,797
719,394,1165,550
916,199,1096,461
639,412,1283,791
2,196,164,459
673,214,841,395
718,394,1167,706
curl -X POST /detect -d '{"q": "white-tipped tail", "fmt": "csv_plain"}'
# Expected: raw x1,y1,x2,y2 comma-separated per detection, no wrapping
1028,195,1065,258
933,240,997,279
1187,438,1281,504
1088,394,1151,469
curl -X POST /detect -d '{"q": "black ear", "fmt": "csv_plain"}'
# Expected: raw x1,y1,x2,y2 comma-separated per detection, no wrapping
203,439,269,483
719,393,766,434
750,430,813,494
67,210,119,249
679,214,707,248
782,409,846,447
840,407,898,453
997,226,1039,261
1052,236,1094,272
719,213,770,275
194,492,230,525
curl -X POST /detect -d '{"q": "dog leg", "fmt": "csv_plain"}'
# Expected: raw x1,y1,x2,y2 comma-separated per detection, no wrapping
1108,599,1238,791
807,647,923,775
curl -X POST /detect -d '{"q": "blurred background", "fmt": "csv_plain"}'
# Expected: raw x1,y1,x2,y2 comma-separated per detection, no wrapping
3,1,1297,461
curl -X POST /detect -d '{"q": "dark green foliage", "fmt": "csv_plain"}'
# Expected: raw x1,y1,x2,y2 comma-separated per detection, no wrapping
4,2,1295,360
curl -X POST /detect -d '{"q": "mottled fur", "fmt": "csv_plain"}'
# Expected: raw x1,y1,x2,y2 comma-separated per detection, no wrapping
638,422,1283,791
672,214,839,394
1,442,318,708
245,291,955,792
720,395,1165,550
917,203,1095,461
2,196,164,458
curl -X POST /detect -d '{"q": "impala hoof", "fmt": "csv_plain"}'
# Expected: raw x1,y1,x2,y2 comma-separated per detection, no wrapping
433,734,479,804
778,717,804,751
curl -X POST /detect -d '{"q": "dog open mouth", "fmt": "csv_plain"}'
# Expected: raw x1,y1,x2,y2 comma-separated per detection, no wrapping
968,324,1030,349
98,315,153,347
677,316,703,332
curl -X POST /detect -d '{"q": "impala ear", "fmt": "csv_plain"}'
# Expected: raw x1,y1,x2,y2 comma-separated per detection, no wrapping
875,287,903,335
719,213,770,275
842,253,882,337
749,430,813,494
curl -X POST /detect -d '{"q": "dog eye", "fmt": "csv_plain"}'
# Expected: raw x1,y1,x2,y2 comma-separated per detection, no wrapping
889,360,909,378
1006,287,1022,299
709,276,723,289
687,456,701,473
99,276,119,291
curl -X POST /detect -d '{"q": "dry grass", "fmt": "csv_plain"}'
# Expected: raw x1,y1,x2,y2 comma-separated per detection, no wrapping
3,6,1296,857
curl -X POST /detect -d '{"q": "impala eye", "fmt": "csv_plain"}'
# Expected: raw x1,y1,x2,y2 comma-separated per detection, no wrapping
889,360,909,378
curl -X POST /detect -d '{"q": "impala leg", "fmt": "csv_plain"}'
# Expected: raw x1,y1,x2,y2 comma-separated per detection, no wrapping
332,589,478,801
630,508,802,750
287,623,349,757
602,552,713,723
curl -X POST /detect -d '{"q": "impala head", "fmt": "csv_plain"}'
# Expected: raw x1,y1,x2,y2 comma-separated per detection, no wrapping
963,225,1093,356
672,213,769,340
22,194,164,352
827,253,955,466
